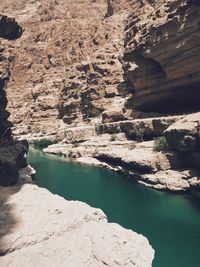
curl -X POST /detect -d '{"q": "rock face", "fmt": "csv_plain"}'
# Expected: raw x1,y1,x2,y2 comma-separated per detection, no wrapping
0,183,154,267
0,0,133,136
123,0,200,112
1,0,199,134
0,15,28,185
164,112,200,195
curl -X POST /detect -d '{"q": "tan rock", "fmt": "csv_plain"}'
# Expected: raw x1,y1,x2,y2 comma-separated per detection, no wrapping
140,170,191,191
105,86,118,97
102,108,129,123
57,125,96,143
2,0,132,135
164,112,200,152
123,0,200,112
0,15,28,186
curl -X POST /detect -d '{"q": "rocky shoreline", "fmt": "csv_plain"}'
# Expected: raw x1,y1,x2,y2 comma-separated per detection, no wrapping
0,169,154,267
42,112,200,195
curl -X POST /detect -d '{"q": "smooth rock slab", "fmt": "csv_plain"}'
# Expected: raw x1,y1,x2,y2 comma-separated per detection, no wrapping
0,184,154,267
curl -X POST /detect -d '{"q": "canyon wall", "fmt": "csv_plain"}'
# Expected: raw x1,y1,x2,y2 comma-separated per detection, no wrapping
0,0,134,136
123,0,200,112
2,0,200,137
0,9,155,266
0,15,28,185
1,1,200,193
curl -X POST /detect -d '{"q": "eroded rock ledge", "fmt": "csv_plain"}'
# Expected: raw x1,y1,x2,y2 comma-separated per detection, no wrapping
0,182,154,267
43,112,200,194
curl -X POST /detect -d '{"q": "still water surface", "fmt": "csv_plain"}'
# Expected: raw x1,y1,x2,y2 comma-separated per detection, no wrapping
29,148,200,267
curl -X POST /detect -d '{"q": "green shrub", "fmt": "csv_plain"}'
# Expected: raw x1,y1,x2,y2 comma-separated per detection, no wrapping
110,134,117,142
34,139,56,149
128,127,144,142
153,136,168,152
95,124,102,135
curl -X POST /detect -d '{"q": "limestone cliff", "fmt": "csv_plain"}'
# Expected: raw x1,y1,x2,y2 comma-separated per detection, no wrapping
123,0,200,112
0,10,155,267
1,0,200,137
0,15,28,185
0,0,133,136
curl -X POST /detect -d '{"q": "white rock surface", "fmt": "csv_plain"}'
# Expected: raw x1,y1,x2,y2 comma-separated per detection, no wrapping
139,170,191,191
0,184,154,267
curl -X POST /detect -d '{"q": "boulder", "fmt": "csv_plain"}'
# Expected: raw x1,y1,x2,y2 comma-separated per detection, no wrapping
102,108,129,123
0,184,154,267
57,126,96,143
164,112,200,152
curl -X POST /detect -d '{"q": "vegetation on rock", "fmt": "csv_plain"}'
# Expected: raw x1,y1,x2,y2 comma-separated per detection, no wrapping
153,136,168,152
128,128,144,142
110,134,117,142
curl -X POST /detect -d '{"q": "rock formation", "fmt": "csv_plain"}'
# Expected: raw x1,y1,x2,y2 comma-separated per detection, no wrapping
123,0,200,112
0,0,133,136
0,8,155,267
1,0,199,136
1,0,200,193
0,182,154,267
0,15,28,185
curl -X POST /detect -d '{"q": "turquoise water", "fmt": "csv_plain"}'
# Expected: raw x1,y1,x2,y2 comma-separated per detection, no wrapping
29,148,200,267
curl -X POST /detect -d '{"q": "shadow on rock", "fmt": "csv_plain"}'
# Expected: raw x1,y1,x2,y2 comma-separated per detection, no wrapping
0,184,21,256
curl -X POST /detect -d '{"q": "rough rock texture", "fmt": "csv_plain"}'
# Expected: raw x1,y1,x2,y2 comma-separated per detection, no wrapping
0,15,28,185
165,112,200,152
164,112,200,194
123,0,200,112
0,0,134,136
1,0,199,137
0,183,154,267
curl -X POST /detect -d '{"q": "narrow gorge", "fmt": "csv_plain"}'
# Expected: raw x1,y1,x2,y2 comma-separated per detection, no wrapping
0,0,200,266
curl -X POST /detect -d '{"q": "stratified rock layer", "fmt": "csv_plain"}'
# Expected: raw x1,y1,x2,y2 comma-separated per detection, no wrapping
1,0,199,137
43,113,200,193
123,0,200,112
0,184,154,267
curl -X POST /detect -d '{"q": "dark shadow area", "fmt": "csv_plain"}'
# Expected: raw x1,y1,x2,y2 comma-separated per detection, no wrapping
0,14,26,257
0,15,23,40
134,82,200,114
0,184,22,256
